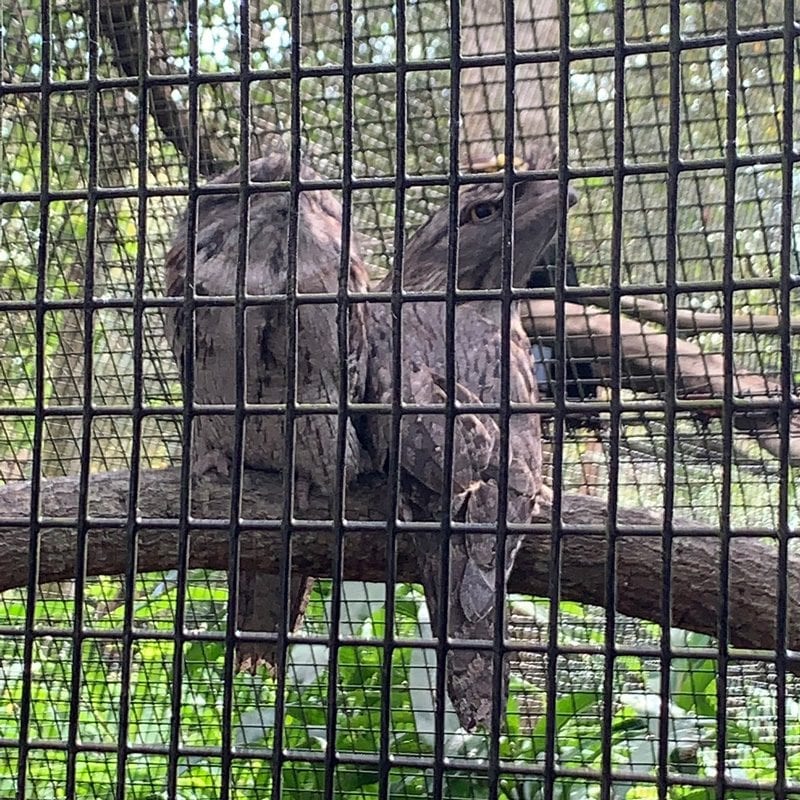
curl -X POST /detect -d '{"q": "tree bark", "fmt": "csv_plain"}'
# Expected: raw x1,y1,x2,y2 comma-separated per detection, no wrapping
0,466,795,657
589,294,800,336
460,0,559,165
520,298,800,464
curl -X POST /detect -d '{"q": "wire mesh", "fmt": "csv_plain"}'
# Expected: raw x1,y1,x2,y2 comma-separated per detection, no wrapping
0,0,799,797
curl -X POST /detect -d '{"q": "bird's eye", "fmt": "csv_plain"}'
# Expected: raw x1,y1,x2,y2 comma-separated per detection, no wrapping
469,201,498,222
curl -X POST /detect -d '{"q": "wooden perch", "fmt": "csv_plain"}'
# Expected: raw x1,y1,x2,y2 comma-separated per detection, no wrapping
520,299,800,464
0,466,796,658
588,294,800,335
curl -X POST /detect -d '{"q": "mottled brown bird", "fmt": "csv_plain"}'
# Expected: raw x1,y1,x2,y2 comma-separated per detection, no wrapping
163,144,369,670
362,153,573,730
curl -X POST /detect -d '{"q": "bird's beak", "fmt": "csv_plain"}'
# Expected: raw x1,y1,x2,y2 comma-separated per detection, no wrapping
568,186,580,208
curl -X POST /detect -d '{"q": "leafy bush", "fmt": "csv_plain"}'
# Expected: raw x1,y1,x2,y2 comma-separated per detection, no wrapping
0,577,796,798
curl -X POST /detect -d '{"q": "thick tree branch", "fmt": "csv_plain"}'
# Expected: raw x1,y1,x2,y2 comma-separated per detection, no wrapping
588,294,800,335
0,467,796,657
520,299,800,464
99,0,218,175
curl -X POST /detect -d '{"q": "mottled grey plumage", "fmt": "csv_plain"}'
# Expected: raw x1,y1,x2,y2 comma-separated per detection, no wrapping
164,145,368,669
363,157,569,729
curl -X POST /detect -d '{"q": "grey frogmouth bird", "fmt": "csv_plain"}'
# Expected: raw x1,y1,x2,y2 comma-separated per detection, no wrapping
163,145,369,670
362,150,574,730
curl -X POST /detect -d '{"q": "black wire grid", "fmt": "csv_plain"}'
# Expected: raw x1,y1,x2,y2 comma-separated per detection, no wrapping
0,0,799,797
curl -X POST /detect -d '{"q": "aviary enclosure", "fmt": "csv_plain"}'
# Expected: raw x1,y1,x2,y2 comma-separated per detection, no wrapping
0,0,798,797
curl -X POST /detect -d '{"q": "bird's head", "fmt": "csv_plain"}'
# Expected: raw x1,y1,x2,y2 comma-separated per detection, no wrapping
397,147,577,292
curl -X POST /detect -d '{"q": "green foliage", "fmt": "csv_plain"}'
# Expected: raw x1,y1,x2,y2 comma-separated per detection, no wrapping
1,580,797,798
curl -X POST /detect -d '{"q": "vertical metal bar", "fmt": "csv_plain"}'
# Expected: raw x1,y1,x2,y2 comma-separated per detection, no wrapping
601,1,626,798
432,0,462,795
658,1,682,798
166,0,199,794
222,3,253,796
167,0,199,797
716,2,739,797
114,0,150,795
270,1,303,795
16,0,51,789
775,0,796,796
377,3,407,797
322,1,355,796
65,0,100,792
544,2,570,797
488,0,516,794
